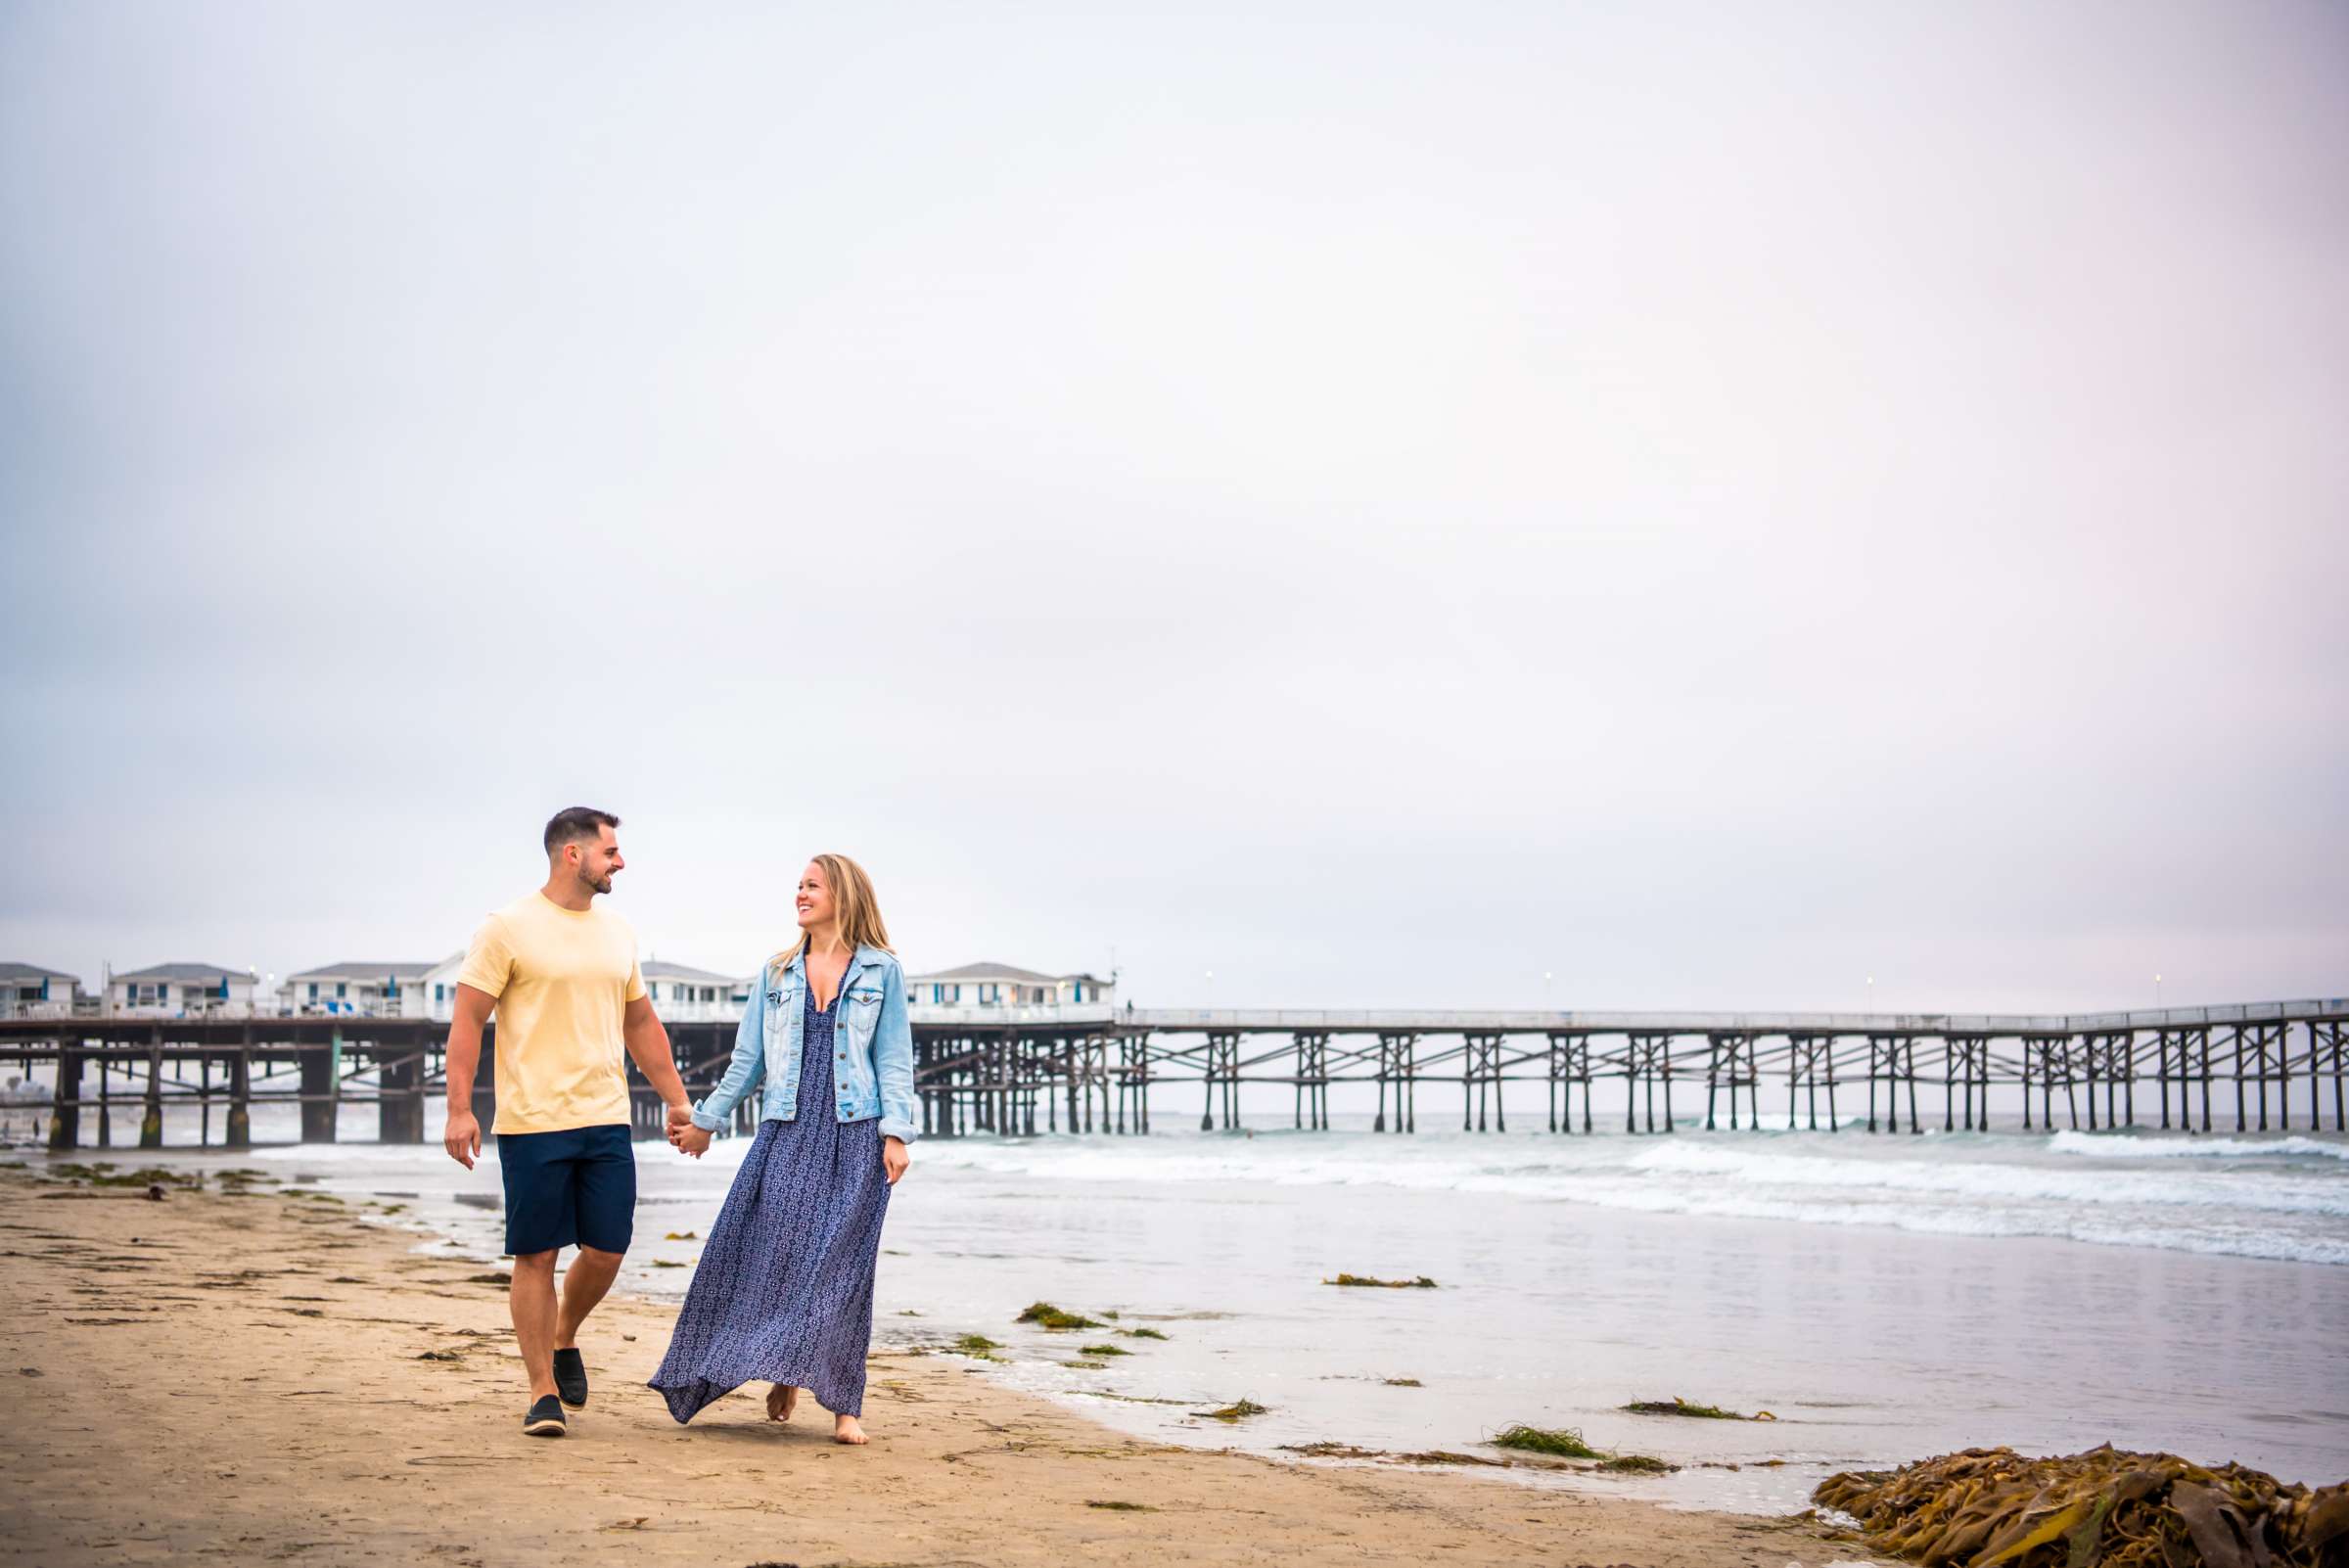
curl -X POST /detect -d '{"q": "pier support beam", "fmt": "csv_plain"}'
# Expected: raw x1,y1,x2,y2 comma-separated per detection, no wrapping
1547,1032,1590,1133
140,1044,163,1148
47,1044,82,1151
1627,1033,1673,1132
225,1043,253,1149
379,1050,425,1144
300,1035,340,1143
1294,1033,1329,1130
1374,1033,1416,1132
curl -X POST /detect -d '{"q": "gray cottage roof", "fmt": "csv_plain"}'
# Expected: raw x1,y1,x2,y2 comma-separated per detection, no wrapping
286,960,446,983
641,960,744,984
907,962,1109,985
0,963,82,986
114,963,255,984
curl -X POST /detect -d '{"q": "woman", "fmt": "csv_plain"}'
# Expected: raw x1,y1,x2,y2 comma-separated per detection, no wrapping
650,853,917,1444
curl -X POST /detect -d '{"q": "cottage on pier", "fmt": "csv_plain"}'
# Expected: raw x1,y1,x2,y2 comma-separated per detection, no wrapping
284,956,462,1019
1,963,85,1019
642,960,748,1023
905,961,1114,1010
108,962,258,1016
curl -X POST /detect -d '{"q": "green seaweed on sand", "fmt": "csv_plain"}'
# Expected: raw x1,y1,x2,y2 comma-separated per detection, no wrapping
54,1164,200,1188
1192,1399,1268,1421
415,1349,464,1362
1491,1425,1604,1458
1015,1301,1104,1330
951,1334,1001,1356
1067,1360,1108,1370
1115,1327,1168,1340
1323,1272,1436,1289
1079,1344,1130,1357
665,1230,698,1240
1490,1424,1673,1471
1623,1396,1773,1421
1383,1377,1423,1387
1085,1499,1154,1511
648,1260,686,1268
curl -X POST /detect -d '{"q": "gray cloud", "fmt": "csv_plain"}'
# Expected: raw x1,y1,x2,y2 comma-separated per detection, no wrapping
4,1,2343,1011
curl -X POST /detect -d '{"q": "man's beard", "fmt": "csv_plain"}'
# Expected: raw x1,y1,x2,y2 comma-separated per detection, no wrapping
581,867,614,896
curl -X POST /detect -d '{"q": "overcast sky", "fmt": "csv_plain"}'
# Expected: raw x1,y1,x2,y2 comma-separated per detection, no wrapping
2,2,2342,1012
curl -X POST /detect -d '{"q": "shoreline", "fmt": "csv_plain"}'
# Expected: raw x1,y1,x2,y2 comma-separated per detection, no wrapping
0,1163,1893,1566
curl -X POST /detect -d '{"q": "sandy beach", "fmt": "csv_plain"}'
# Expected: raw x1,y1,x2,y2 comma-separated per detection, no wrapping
0,1162,1895,1568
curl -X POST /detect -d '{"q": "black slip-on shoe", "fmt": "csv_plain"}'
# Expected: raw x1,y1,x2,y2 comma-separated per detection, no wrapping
523,1395,567,1438
553,1347,588,1410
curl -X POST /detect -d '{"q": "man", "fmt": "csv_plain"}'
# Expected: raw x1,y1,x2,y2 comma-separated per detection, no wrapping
442,807,695,1438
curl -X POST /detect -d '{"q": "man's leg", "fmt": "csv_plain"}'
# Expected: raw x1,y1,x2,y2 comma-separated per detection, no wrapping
555,1247,623,1348
510,1250,562,1402
559,1126,637,1349
498,1129,577,1408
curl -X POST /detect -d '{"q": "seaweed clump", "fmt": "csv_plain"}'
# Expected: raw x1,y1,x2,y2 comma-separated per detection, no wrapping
950,1334,1002,1360
1815,1444,2349,1568
1015,1301,1105,1331
1492,1424,1604,1459
1323,1273,1437,1289
1623,1396,1774,1421
1193,1399,1268,1421
1491,1425,1676,1472
1116,1327,1169,1340
1079,1343,1130,1357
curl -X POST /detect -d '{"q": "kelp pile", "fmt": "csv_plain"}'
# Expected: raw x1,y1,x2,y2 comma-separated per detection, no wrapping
1623,1396,1775,1421
1815,1445,2349,1567
1015,1301,1104,1330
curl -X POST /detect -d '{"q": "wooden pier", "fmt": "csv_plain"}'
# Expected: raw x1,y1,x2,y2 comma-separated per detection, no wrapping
3,1000,2345,1149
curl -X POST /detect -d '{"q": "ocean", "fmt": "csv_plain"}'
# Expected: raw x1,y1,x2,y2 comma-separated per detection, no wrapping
21,1108,2348,1511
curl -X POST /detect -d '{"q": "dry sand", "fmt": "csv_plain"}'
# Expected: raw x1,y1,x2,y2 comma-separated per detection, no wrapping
0,1164,1892,1567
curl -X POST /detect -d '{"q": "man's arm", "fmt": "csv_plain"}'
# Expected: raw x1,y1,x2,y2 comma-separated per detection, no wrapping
441,983,497,1169
622,995,692,1131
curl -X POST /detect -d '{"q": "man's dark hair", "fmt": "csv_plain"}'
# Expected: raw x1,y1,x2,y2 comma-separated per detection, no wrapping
543,807,620,855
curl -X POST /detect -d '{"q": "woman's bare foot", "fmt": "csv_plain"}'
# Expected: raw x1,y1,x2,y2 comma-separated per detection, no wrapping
833,1414,868,1446
765,1384,798,1422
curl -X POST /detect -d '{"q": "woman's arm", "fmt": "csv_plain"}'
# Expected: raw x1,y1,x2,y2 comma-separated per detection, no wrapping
874,961,919,1144
689,968,768,1132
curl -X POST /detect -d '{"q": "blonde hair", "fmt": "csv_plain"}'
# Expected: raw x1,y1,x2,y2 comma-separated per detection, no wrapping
774,853,894,971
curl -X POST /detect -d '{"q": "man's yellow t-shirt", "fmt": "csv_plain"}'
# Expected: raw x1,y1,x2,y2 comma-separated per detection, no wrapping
457,892,648,1134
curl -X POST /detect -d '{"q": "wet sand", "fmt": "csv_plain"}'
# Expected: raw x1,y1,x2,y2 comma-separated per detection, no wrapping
0,1164,1890,1566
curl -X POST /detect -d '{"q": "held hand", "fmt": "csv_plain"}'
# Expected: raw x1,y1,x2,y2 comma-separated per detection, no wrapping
443,1108,481,1171
882,1136,909,1185
665,1101,696,1141
674,1124,714,1160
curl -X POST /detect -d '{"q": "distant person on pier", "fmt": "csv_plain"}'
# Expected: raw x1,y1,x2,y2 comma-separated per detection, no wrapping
650,853,916,1446
440,807,696,1439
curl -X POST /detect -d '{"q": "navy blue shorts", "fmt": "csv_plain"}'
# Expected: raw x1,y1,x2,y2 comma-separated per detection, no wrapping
497,1124,635,1257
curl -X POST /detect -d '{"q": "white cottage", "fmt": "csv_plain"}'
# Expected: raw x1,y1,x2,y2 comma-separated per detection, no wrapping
1,963,85,1018
642,960,749,1023
109,962,258,1016
284,957,463,1019
904,962,1114,1010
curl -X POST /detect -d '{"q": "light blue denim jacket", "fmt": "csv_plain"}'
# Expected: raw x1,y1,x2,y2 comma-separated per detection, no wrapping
688,945,919,1143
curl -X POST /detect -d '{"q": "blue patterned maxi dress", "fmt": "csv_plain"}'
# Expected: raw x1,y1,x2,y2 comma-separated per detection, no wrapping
650,984,893,1420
